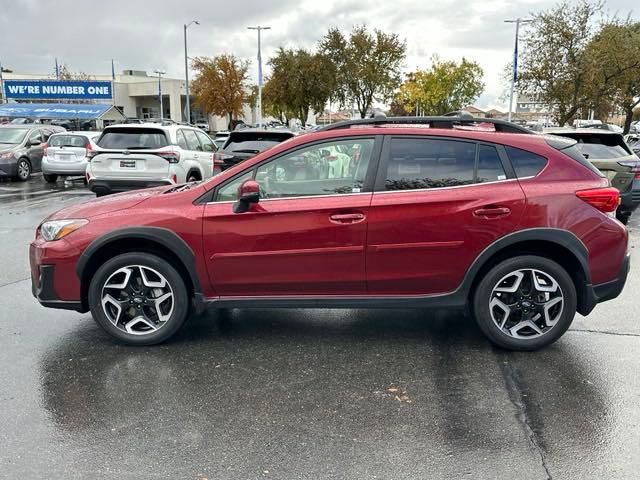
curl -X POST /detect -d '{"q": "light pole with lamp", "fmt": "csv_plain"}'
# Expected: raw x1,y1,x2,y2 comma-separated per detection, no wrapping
184,20,199,124
154,69,166,119
505,18,531,123
247,25,271,128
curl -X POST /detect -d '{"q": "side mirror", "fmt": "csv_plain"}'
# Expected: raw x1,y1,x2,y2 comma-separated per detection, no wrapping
29,138,41,146
233,179,260,213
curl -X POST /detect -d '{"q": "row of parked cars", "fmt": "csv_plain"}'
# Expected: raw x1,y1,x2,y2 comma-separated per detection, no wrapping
0,122,295,193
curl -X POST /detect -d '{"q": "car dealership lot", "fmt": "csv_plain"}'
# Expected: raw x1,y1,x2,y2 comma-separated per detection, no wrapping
1,177,639,479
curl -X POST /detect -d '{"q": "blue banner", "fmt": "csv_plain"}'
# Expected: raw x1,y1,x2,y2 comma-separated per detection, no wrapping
3,80,113,100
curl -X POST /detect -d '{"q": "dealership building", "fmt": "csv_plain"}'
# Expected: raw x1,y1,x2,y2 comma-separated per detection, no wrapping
1,70,257,130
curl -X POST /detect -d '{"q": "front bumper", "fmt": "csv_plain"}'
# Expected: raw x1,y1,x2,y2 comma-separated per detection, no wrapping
581,252,630,314
0,159,18,177
88,178,172,195
30,239,86,312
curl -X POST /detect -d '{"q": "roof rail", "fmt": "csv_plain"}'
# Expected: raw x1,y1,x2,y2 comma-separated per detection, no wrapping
318,114,532,134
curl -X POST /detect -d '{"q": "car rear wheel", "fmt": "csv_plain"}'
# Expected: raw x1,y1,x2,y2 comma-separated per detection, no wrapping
88,252,190,345
43,174,58,183
16,158,31,181
472,255,576,351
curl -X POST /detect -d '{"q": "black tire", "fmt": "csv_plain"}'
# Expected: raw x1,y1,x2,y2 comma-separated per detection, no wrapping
43,173,58,183
187,171,201,182
15,158,31,181
88,252,190,345
472,255,577,351
616,211,630,225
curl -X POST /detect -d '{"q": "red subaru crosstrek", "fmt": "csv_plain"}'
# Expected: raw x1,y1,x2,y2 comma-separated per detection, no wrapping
30,115,630,350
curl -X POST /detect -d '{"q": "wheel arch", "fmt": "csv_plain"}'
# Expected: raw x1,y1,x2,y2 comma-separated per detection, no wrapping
186,167,203,181
76,227,202,311
463,228,592,315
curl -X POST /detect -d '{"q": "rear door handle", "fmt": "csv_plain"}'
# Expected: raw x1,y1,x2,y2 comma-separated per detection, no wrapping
473,207,511,218
329,212,366,224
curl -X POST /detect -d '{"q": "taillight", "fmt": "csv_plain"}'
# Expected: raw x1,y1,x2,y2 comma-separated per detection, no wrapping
86,171,91,182
42,143,48,156
618,159,640,179
213,152,233,161
576,187,620,213
171,174,177,184
157,151,180,163
86,149,98,161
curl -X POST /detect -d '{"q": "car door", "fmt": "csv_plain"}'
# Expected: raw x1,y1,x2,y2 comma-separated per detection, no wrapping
202,136,380,296
26,129,44,171
366,136,526,295
180,128,204,179
194,130,215,178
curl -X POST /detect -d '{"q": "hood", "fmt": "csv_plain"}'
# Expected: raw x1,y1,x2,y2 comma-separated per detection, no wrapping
47,186,168,221
0,144,18,153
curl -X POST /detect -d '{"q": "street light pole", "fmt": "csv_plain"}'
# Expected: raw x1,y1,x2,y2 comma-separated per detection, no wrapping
184,20,199,125
248,25,271,128
505,18,531,123
154,69,166,119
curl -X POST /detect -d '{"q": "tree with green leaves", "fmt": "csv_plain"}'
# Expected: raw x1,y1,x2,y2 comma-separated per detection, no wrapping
585,21,640,133
191,54,250,128
319,26,406,118
517,1,602,126
395,57,485,116
262,48,336,126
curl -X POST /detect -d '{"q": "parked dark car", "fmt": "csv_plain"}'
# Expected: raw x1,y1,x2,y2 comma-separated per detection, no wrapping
215,128,295,170
546,128,640,224
0,124,65,180
31,115,629,350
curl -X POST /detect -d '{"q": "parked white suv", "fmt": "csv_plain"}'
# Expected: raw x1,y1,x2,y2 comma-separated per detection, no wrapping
86,123,217,196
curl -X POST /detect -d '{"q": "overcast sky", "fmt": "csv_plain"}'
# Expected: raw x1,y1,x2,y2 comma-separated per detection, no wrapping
0,0,636,110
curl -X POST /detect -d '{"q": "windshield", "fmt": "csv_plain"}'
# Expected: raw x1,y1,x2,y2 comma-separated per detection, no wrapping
0,128,29,144
97,128,169,149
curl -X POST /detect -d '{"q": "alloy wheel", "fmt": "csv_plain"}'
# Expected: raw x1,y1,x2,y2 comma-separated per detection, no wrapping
17,160,30,180
100,265,174,336
489,268,564,339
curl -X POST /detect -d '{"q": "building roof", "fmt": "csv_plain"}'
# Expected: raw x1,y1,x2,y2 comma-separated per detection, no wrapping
462,105,485,114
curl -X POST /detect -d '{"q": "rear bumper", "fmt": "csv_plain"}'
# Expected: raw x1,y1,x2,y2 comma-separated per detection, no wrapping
618,180,640,214
88,178,172,195
581,252,630,314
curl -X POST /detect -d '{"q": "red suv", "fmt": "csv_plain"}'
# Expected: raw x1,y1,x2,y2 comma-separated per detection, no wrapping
30,115,630,350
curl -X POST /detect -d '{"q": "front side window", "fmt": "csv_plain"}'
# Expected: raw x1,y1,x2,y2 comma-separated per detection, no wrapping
216,171,253,202
195,130,216,152
254,139,374,198
28,130,42,145
384,138,476,190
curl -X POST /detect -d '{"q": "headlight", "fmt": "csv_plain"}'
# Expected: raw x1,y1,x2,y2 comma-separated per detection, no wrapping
40,219,88,241
0,151,14,160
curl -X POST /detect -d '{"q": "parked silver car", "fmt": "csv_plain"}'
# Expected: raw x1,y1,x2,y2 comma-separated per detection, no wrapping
42,131,101,183
0,124,65,181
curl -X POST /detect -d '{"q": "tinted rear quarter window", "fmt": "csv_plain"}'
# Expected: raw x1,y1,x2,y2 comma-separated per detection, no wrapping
98,128,168,149
505,146,547,178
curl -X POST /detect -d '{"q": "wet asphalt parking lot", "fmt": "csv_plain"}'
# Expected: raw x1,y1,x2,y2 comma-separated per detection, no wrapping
0,175,638,479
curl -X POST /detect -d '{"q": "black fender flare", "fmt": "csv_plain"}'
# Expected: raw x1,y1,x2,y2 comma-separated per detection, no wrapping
457,227,591,301
76,226,202,295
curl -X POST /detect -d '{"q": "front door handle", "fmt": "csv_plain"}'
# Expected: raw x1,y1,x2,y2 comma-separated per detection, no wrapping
473,206,511,218
329,212,366,224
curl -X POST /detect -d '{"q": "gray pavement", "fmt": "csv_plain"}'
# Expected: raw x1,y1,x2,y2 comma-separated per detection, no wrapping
0,175,638,479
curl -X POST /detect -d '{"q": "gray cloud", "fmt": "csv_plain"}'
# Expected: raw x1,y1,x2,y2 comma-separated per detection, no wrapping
0,0,637,110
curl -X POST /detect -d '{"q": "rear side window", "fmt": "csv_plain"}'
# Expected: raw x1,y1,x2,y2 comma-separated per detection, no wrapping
49,135,88,147
98,128,168,149
477,145,507,182
384,138,476,190
182,129,203,151
504,146,547,178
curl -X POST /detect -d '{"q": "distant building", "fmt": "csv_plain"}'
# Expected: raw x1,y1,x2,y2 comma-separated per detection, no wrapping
462,105,486,117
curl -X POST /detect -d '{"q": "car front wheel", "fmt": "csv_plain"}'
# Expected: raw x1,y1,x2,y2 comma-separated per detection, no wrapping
472,255,576,351
88,252,190,345
16,158,31,181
